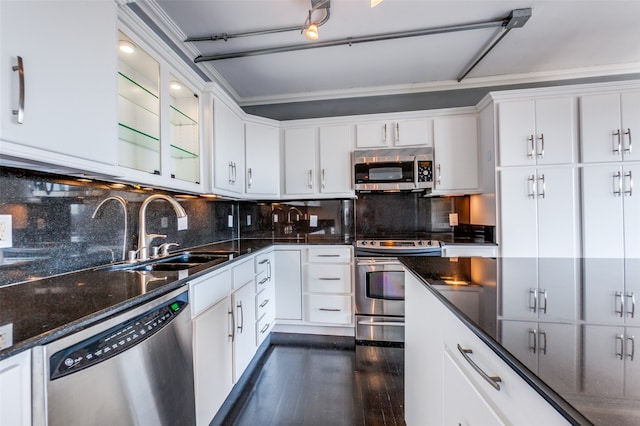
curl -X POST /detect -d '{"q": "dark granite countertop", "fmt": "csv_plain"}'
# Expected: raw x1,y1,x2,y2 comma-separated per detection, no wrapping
400,256,640,426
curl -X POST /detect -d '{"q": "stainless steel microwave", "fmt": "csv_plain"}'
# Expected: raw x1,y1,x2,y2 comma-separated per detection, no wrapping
353,147,433,192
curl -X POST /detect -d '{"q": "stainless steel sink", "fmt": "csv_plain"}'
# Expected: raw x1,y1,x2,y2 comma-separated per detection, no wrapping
101,250,236,272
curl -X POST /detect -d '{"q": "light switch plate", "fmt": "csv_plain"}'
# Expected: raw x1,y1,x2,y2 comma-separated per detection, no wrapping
0,323,13,350
0,215,12,248
449,213,459,227
228,215,234,228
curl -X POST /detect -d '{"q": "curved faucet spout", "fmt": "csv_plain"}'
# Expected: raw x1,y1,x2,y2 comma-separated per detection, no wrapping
137,194,188,261
92,196,128,261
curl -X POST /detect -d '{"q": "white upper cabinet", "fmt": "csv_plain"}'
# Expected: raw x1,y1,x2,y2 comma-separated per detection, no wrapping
283,127,317,195
318,125,353,194
168,74,200,184
432,114,479,193
212,97,244,195
497,98,576,167
283,125,354,198
0,1,117,169
581,92,640,163
245,122,280,197
356,118,432,148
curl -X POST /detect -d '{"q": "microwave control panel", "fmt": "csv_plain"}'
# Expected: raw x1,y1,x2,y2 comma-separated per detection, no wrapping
417,161,433,183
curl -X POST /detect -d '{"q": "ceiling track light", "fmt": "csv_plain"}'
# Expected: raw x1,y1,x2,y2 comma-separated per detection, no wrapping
185,0,330,43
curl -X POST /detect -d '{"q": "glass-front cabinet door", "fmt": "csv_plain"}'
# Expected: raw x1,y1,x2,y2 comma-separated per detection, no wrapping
169,75,200,184
117,31,160,175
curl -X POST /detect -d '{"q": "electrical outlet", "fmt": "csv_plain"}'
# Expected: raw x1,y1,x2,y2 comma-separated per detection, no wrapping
246,215,252,226
449,213,459,227
160,217,169,228
0,323,13,350
177,216,188,230
228,215,234,228
0,215,12,248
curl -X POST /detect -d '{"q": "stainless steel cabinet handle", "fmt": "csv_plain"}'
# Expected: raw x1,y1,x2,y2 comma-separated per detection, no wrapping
528,175,536,198
236,301,244,333
540,289,548,314
537,174,546,199
614,171,623,196
260,323,270,334
628,336,635,361
319,277,341,281
259,299,270,308
529,288,538,312
539,330,547,355
247,167,252,188
529,329,538,354
267,260,271,281
319,308,341,312
321,168,326,189
624,171,633,197
308,169,313,189
258,259,269,265
12,56,25,124
616,291,625,317
627,292,636,318
258,277,269,285
317,254,341,257
383,123,387,142
228,308,235,341
233,162,237,184
457,344,502,391
537,134,545,158
228,162,234,185
436,164,442,186
527,135,535,158
624,128,633,154
395,122,399,143
614,129,622,154
616,334,625,360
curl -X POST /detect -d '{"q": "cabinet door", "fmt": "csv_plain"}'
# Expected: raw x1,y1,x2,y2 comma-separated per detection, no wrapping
580,93,623,163
319,125,353,194
537,323,578,395
497,100,536,166
498,168,538,257
232,281,257,383
624,326,640,398
245,122,280,196
0,1,117,166
443,350,506,426
395,118,432,147
355,122,388,148
626,258,640,327
0,350,31,426
169,74,201,184
621,92,640,162
433,115,478,191
193,297,233,426
623,164,640,259
500,320,538,373
213,98,244,194
536,167,579,258
537,258,579,321
500,258,538,319
283,128,317,195
582,164,625,258
584,258,625,323
274,250,302,320
534,97,576,165
584,325,625,397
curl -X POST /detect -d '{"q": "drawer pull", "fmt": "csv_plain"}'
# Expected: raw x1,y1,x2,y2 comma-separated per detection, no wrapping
318,277,341,281
258,277,269,285
259,299,270,308
260,323,270,334
319,308,341,312
316,254,341,257
258,259,269,265
457,344,502,391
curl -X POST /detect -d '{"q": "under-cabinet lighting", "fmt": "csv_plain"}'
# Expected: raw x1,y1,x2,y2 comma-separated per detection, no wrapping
200,194,220,199
109,183,127,189
118,40,135,54
175,194,198,199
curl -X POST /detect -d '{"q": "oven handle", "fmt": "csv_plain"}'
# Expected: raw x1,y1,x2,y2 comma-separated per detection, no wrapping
356,259,403,266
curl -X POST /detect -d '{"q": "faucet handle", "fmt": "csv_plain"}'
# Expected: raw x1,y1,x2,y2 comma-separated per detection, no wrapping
159,242,179,256
128,249,140,263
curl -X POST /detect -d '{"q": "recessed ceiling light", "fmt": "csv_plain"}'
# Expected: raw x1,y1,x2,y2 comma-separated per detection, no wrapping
118,40,135,54
170,81,182,90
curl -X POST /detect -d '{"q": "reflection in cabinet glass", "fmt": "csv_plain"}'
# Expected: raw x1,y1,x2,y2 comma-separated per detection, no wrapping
117,31,160,174
169,75,199,183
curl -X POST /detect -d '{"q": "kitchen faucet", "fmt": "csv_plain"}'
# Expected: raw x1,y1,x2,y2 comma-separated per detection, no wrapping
285,207,303,235
91,195,128,261
137,194,188,261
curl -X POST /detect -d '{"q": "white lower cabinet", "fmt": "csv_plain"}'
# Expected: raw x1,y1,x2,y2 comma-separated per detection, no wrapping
406,271,570,425
190,270,233,426
0,349,31,426
443,349,505,426
231,280,257,382
274,250,303,321
255,250,276,345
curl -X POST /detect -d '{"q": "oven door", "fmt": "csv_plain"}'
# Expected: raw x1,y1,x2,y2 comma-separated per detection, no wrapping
355,258,405,317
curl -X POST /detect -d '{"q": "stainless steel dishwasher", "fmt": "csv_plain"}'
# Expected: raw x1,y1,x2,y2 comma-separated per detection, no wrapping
35,287,195,426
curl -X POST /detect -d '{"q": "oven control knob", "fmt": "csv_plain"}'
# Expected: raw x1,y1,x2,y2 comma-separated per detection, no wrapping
361,241,368,246
370,241,377,246
418,241,424,246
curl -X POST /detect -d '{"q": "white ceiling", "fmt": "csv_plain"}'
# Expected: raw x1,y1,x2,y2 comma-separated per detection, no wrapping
143,0,640,105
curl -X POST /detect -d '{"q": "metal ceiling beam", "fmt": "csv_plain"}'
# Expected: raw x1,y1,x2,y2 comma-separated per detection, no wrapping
193,18,508,63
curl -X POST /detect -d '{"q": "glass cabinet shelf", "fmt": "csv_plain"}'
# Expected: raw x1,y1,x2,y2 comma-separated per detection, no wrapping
170,144,199,159
118,72,159,116
118,123,160,152
170,105,197,126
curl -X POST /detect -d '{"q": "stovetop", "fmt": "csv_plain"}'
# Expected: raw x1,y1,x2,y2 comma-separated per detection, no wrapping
354,239,443,256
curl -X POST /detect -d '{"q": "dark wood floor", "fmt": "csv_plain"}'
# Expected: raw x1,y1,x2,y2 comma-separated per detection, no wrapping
225,343,405,426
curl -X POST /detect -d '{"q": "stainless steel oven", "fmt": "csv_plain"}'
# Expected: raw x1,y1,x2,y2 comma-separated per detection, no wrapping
355,257,406,344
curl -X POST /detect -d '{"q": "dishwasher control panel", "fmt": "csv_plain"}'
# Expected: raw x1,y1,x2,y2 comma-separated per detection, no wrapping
49,294,188,380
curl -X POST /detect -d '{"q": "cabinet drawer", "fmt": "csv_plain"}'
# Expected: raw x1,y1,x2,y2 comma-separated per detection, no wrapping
232,257,255,289
256,312,275,345
190,269,232,318
255,269,274,293
255,250,274,276
444,318,569,425
306,264,351,293
256,283,276,320
307,247,351,264
306,295,352,324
